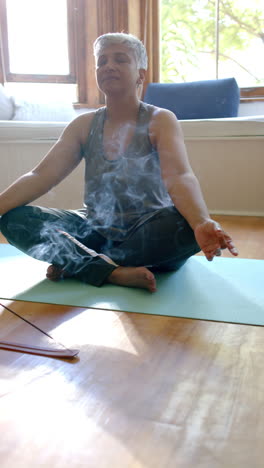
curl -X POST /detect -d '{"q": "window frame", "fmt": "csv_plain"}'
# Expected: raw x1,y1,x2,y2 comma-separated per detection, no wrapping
0,0,81,85
160,0,264,101
240,87,264,101
2,0,260,104
0,0,90,105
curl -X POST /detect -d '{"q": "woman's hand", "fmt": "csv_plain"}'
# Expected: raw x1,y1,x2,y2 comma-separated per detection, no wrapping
194,220,238,261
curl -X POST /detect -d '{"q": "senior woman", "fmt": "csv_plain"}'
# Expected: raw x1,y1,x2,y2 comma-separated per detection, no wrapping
0,33,238,292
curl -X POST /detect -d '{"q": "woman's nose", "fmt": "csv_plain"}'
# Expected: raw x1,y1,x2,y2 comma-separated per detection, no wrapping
104,59,116,70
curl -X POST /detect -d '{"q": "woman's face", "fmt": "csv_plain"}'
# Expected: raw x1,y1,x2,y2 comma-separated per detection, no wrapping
95,43,145,97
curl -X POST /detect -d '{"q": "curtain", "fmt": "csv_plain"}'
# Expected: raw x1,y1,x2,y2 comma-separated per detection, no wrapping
0,2,6,85
140,0,160,96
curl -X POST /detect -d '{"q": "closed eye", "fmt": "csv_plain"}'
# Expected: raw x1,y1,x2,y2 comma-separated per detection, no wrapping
97,52,131,66
115,53,130,63
97,57,107,67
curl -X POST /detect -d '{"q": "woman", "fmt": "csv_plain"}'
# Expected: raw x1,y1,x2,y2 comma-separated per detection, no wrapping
0,33,238,292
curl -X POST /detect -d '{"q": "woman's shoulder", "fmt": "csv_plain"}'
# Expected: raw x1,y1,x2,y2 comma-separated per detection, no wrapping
68,107,105,146
141,101,175,118
73,106,105,127
145,104,181,147
141,101,177,122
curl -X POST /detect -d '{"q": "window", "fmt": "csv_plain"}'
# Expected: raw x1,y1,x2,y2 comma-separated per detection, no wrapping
160,0,264,99
0,0,86,103
0,0,159,107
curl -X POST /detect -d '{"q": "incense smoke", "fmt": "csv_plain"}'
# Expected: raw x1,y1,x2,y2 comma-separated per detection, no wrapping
26,120,173,275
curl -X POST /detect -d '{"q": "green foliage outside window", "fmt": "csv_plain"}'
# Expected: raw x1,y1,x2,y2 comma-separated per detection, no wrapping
161,0,264,86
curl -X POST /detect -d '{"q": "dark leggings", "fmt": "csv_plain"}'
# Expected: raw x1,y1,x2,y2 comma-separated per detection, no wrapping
0,205,200,287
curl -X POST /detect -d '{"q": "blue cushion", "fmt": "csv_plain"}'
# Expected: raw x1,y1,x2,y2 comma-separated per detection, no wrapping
143,78,240,120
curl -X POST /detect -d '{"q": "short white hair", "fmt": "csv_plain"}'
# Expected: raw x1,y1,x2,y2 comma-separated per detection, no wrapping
93,32,148,70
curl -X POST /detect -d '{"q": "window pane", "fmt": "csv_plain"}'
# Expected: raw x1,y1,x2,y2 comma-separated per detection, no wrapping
6,0,70,75
161,0,216,82
160,0,264,87
218,0,264,87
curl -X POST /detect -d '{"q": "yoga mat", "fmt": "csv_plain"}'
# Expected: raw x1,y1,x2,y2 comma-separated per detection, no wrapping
0,244,263,326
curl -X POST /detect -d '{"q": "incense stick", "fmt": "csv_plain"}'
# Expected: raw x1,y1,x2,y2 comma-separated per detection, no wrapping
0,302,79,359
58,230,118,267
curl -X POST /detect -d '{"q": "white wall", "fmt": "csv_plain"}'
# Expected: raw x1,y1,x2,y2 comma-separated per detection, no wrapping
0,118,263,216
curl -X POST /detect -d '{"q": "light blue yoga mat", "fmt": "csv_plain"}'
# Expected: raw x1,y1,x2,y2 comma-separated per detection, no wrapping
0,244,263,326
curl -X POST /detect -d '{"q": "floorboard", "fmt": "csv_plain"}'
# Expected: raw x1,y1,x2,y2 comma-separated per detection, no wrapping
1,215,264,467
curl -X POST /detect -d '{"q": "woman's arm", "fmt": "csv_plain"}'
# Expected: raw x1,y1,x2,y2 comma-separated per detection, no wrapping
0,112,93,216
150,108,238,260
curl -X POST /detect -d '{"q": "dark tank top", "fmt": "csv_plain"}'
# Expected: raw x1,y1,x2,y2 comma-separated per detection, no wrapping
82,101,173,240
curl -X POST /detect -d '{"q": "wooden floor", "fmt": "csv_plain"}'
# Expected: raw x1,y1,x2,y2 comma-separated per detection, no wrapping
1,215,264,468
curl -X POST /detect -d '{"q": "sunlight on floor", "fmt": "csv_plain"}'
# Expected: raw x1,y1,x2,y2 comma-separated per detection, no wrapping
53,309,139,355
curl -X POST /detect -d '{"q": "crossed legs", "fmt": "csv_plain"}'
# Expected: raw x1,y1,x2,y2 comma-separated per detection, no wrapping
0,205,200,291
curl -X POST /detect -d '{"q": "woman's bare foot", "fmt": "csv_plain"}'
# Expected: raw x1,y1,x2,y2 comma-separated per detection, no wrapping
46,265,72,281
107,266,156,292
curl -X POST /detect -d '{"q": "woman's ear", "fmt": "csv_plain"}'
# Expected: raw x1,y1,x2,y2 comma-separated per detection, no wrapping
136,69,146,98
137,68,146,85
